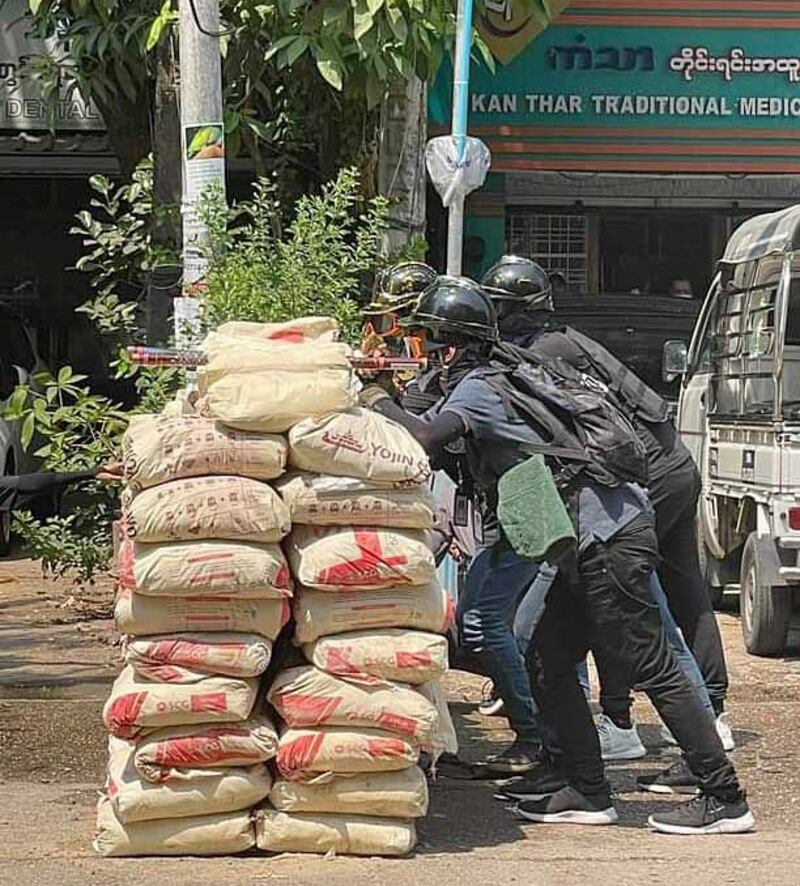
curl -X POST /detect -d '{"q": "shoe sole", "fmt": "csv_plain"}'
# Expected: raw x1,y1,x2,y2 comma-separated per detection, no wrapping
484,762,538,775
602,747,647,762
647,811,755,835
494,789,561,802
637,782,700,796
478,702,506,717
516,807,619,826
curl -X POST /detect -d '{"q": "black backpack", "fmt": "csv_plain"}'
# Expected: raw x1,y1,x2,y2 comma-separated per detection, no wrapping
484,341,649,488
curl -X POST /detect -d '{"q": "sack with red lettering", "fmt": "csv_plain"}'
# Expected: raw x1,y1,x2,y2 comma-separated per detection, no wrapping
268,666,438,744
123,476,290,544
133,715,279,783
122,414,287,493
276,473,435,529
288,408,431,485
255,808,416,857
115,588,290,640
276,726,417,781
293,581,454,644
269,767,428,818
198,333,356,433
117,538,292,599
102,664,258,738
217,317,339,344
107,736,272,823
303,629,448,685
125,632,272,679
286,525,435,591
94,796,255,857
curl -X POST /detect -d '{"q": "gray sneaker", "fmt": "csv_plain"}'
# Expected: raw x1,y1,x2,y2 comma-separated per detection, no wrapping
596,714,646,761
648,794,755,835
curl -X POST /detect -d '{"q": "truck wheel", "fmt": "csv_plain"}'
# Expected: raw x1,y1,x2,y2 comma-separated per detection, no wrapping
740,533,791,656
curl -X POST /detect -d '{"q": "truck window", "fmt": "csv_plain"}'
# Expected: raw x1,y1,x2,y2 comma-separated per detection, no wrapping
786,279,800,346
745,255,781,358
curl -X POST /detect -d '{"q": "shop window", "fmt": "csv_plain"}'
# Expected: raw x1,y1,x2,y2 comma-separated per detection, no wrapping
505,212,588,290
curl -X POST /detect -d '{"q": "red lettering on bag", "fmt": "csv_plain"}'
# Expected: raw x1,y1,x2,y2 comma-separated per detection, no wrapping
396,651,433,670
366,737,408,759
190,691,228,714
320,431,367,454
117,537,136,589
377,712,419,737
276,732,326,779
268,328,306,343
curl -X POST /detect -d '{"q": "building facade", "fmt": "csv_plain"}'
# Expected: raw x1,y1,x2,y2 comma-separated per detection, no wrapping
430,0,800,296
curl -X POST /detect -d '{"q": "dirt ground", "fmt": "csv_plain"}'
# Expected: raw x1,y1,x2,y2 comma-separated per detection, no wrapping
2,557,800,886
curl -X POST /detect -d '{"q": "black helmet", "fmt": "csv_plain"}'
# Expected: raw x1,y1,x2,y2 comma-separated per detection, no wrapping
367,262,437,315
481,255,553,313
403,276,497,342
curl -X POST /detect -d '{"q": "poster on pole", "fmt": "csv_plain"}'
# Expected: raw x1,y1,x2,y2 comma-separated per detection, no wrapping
177,122,226,346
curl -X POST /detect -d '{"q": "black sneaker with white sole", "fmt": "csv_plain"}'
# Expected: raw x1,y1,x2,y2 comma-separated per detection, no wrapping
494,762,568,802
481,740,541,775
648,794,755,835
516,785,618,826
636,758,700,795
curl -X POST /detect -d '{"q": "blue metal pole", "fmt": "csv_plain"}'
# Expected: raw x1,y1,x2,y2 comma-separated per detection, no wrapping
446,0,475,276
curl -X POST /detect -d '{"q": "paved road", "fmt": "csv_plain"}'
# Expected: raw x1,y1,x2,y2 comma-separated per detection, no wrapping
2,559,799,885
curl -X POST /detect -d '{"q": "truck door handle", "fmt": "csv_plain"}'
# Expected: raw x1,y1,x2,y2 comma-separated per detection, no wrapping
700,393,706,409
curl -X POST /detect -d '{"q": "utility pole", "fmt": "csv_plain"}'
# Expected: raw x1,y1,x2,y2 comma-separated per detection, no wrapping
446,0,475,277
176,0,226,346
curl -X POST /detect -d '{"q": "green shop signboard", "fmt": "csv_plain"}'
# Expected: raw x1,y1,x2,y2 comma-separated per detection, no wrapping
430,1,800,173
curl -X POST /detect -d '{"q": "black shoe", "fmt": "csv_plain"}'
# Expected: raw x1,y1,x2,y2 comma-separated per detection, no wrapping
648,794,755,835
636,758,700,795
481,740,541,775
494,761,568,802
516,785,618,826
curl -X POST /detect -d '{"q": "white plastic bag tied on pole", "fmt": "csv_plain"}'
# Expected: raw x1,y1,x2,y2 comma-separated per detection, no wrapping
425,136,491,211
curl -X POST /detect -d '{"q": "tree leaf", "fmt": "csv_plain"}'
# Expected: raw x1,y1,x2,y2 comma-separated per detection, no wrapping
316,58,343,91
21,413,35,450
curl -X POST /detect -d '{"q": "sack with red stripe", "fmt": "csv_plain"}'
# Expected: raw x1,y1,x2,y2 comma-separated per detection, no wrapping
255,809,416,857
115,589,290,639
286,525,435,591
268,666,438,744
94,797,255,857
122,414,287,493
288,408,430,485
217,317,339,344
198,333,355,434
125,632,272,679
122,476,290,544
293,581,454,644
276,726,417,781
303,629,448,685
102,664,258,738
106,736,272,823
117,538,292,599
133,715,279,783
269,767,428,818
275,473,435,529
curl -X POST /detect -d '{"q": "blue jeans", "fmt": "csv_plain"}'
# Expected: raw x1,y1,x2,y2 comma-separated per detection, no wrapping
457,543,541,742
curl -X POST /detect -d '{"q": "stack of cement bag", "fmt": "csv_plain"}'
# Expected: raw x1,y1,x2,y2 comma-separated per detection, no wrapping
257,407,456,857
95,316,355,857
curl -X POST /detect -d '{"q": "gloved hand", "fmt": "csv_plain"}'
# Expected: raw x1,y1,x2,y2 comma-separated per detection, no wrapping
359,383,392,410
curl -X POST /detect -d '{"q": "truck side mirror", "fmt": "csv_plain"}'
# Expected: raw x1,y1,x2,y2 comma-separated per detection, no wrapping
662,340,688,382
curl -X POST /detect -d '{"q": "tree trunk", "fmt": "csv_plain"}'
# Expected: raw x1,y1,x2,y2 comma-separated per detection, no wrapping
95,93,151,179
147,38,183,345
377,76,428,255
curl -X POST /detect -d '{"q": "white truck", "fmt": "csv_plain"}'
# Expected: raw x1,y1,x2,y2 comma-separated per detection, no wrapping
667,205,800,656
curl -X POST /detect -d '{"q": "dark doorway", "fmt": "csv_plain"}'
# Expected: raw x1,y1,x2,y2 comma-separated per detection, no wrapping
600,211,712,298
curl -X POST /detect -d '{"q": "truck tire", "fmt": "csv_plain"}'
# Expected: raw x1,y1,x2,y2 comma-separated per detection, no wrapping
740,533,791,656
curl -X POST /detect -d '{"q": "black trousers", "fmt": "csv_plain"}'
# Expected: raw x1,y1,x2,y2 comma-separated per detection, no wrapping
528,515,742,802
595,460,730,718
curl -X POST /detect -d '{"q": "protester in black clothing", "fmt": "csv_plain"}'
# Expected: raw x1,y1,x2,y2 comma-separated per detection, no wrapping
481,256,732,765
360,276,753,835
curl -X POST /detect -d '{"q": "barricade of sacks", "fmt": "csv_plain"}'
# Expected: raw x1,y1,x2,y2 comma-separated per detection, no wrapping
257,404,457,859
95,316,456,858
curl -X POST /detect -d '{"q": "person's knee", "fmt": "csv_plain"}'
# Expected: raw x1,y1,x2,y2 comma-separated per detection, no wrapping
460,607,509,653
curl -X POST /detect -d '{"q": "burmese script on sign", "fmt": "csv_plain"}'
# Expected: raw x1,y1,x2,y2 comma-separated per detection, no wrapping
472,93,800,119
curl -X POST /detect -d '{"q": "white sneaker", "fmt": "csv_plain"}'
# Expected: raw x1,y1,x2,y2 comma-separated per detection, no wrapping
596,714,646,761
716,713,735,752
660,714,735,752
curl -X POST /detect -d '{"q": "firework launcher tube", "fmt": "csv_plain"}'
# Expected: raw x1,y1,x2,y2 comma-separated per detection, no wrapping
126,346,427,372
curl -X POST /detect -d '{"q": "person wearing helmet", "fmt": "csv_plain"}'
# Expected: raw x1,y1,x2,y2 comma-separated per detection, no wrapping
482,255,733,785
359,276,753,836
362,261,437,356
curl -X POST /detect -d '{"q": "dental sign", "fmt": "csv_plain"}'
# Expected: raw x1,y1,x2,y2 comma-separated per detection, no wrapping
431,1,800,173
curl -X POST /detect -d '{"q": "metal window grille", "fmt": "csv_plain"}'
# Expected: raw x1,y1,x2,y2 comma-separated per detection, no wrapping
505,212,588,290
